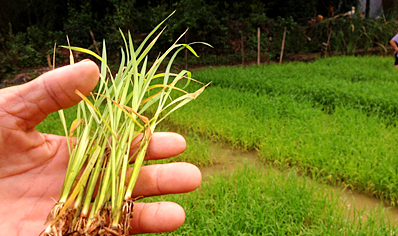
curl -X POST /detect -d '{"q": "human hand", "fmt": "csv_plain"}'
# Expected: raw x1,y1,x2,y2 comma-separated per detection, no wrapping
0,60,202,236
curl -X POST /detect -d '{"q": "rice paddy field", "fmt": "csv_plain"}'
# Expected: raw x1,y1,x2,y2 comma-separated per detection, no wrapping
36,56,398,235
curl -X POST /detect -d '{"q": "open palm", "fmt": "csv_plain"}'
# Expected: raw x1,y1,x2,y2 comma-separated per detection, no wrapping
0,61,201,236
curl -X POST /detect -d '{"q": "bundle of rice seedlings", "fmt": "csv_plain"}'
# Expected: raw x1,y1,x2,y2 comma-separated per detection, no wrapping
41,12,210,236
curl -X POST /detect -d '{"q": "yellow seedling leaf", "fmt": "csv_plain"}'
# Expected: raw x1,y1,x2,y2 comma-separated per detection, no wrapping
147,84,187,92
66,36,74,65
141,84,188,105
151,81,211,125
121,105,150,127
152,72,202,83
75,90,117,138
94,93,144,129
69,119,83,137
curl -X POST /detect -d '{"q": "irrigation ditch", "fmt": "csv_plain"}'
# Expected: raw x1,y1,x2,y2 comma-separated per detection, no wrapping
199,139,398,226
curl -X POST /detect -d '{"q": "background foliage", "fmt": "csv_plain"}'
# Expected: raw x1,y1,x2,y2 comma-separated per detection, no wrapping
0,0,397,79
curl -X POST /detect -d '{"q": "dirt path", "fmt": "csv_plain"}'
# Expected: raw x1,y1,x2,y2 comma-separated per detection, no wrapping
199,142,398,226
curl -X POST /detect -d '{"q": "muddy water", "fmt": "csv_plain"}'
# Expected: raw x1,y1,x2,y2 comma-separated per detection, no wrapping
338,189,398,225
199,142,398,226
199,143,260,178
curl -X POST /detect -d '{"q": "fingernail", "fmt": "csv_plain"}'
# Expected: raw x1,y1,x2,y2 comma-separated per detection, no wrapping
79,59,91,63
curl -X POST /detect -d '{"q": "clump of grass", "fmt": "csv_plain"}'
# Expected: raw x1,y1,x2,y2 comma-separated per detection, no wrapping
41,13,209,236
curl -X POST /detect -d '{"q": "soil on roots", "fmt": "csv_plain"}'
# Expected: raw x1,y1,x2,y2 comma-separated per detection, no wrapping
41,200,134,236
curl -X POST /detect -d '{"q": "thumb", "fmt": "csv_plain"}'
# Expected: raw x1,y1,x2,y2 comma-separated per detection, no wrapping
0,60,99,130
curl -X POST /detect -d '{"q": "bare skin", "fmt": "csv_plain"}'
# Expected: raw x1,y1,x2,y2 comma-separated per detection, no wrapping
0,60,202,236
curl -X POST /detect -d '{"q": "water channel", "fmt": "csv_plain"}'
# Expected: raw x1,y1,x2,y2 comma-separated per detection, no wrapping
198,142,398,226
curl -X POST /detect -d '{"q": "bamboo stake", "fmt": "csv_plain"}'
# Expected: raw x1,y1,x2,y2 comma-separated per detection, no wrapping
326,22,332,56
280,27,287,64
257,27,260,65
90,29,101,56
241,30,245,65
47,54,52,68
185,33,189,70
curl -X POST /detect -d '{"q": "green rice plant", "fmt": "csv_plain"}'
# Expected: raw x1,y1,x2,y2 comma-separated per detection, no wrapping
162,61,398,205
41,13,210,236
154,125,214,167
192,56,398,121
150,165,397,235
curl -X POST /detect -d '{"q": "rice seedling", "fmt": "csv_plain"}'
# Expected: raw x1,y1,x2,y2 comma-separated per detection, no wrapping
151,165,398,235
163,57,398,205
193,56,398,121
154,125,214,167
41,13,209,236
